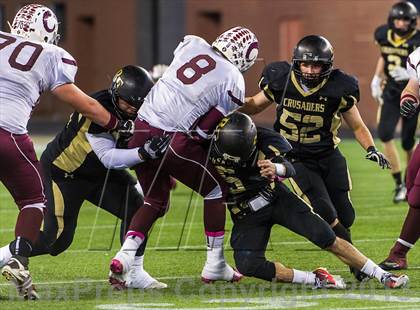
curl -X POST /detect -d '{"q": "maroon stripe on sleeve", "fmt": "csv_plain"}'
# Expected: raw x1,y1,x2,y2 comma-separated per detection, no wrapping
62,58,77,66
228,90,243,106
408,57,416,70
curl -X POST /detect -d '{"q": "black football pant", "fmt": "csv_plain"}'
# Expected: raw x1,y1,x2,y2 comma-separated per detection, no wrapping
378,85,418,150
230,182,336,281
289,148,354,228
31,159,145,257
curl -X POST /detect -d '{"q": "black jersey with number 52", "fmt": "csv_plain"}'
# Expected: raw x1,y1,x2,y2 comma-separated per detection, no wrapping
259,61,360,159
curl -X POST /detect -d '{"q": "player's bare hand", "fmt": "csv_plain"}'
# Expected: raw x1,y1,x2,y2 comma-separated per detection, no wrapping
258,159,276,180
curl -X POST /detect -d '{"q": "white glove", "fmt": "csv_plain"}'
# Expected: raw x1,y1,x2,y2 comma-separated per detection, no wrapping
370,75,383,105
389,67,410,82
150,64,169,81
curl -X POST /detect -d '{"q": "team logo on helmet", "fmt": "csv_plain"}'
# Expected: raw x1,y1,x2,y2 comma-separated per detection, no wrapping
10,4,60,44
212,26,258,73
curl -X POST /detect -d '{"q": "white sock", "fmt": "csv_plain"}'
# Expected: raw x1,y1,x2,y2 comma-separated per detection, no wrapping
292,269,316,285
205,233,225,264
361,259,387,281
0,245,12,266
121,233,143,259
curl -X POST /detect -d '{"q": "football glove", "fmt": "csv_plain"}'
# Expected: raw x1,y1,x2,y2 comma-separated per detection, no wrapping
400,98,419,118
112,119,135,139
389,67,410,82
370,75,383,105
365,146,391,169
138,135,171,161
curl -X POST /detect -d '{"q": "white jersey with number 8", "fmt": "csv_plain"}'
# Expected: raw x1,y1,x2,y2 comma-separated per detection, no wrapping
0,31,77,134
138,35,245,132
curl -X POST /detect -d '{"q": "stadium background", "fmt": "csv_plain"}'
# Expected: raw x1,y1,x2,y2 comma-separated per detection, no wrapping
1,0,418,130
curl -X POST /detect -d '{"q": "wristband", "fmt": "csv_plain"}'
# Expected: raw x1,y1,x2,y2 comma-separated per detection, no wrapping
104,114,118,130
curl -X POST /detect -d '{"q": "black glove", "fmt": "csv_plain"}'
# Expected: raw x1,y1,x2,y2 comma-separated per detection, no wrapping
365,146,391,169
400,99,418,118
111,119,135,140
138,135,171,161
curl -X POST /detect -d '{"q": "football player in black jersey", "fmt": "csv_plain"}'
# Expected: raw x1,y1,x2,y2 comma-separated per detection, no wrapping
0,66,170,291
371,1,420,203
240,35,390,280
210,112,408,288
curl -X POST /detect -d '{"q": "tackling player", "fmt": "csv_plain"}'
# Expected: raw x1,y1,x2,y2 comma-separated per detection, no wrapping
0,4,128,299
241,35,390,281
211,112,408,289
380,44,420,270
371,1,420,203
108,26,262,287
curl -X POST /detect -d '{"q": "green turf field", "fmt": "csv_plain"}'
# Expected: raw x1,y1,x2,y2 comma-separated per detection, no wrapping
0,139,419,309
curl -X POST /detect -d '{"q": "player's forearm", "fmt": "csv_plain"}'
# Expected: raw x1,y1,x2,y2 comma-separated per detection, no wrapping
373,57,385,79
239,93,272,115
353,125,376,151
98,148,142,169
53,84,117,129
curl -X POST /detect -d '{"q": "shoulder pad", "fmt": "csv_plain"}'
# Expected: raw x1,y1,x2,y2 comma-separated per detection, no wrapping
374,24,388,43
260,61,291,92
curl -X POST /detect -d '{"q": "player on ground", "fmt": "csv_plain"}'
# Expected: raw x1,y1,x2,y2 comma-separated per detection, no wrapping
0,4,127,299
0,65,169,291
241,35,390,281
380,45,420,270
211,112,408,289
371,1,420,203
108,26,261,287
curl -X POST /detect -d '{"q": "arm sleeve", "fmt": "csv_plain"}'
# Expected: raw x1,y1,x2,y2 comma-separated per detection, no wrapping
339,75,360,113
86,132,143,169
49,48,78,91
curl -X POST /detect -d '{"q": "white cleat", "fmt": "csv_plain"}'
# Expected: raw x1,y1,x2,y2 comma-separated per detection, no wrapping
381,273,409,289
313,267,346,290
1,255,39,300
126,266,167,289
109,251,134,290
201,261,243,283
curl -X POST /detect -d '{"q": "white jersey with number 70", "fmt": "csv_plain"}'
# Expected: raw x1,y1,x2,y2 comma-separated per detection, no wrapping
0,31,77,134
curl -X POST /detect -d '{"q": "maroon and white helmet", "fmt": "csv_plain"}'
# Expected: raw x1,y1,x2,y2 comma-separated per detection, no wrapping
212,26,258,73
10,4,60,45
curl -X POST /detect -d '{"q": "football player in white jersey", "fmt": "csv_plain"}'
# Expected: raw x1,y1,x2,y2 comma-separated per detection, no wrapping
109,27,260,287
0,4,126,300
379,47,420,270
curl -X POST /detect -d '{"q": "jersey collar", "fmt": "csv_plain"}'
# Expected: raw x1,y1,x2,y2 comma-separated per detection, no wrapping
387,29,417,47
291,71,328,97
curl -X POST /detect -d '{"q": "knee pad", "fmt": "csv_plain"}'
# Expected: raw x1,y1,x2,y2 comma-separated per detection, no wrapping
310,197,337,225
402,136,415,151
377,123,394,143
233,250,275,281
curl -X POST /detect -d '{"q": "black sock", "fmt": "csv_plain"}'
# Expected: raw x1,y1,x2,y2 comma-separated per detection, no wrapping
392,172,402,186
332,222,353,244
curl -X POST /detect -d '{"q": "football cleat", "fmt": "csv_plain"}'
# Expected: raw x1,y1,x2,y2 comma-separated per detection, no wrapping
313,267,346,289
201,261,243,283
381,273,409,288
393,184,407,203
110,251,134,275
379,257,408,271
108,270,127,291
126,262,167,289
1,255,39,300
